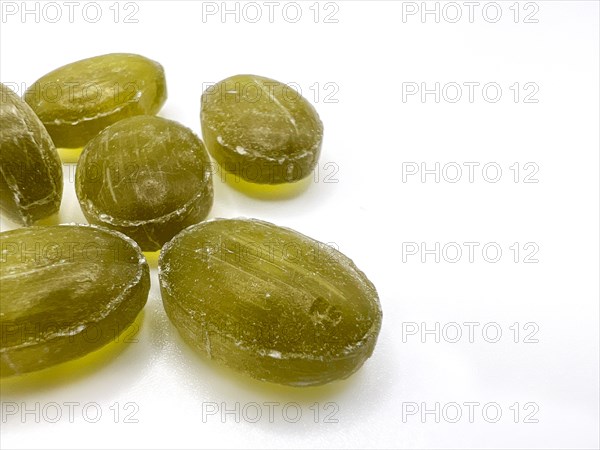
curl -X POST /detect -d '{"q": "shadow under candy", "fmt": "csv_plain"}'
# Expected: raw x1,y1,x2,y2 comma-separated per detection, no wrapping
219,169,314,201
57,147,84,164
0,311,146,396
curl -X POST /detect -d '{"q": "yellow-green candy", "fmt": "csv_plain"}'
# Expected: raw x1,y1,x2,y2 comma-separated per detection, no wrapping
24,53,167,148
159,218,382,386
75,115,214,252
0,225,150,377
0,83,63,225
201,75,323,185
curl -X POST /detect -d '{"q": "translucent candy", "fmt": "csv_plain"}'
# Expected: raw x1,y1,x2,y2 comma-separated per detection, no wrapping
159,218,382,386
201,75,323,185
0,83,63,225
24,53,167,148
75,116,214,252
0,225,150,377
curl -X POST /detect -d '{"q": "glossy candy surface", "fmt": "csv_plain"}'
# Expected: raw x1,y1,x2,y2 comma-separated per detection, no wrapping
0,225,150,377
0,83,63,226
24,53,167,148
201,75,323,185
159,218,382,386
75,115,214,252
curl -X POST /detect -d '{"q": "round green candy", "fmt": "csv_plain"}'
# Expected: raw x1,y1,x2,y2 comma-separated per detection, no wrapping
76,116,214,252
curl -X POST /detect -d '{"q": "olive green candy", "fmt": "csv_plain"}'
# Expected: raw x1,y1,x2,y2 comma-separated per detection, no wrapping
76,116,214,252
159,218,382,386
0,225,150,377
201,75,323,185
24,53,167,148
0,83,63,226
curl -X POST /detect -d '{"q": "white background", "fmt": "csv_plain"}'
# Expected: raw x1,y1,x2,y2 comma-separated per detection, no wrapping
1,1,599,449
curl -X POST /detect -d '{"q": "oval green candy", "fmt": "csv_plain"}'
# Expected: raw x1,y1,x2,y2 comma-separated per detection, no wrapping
0,83,63,226
24,53,167,148
159,218,381,386
0,225,150,377
201,75,323,185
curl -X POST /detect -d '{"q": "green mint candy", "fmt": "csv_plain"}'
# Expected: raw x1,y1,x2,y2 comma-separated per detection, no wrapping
201,75,323,185
0,225,150,377
24,53,167,148
1,83,63,226
76,115,214,252
159,218,381,386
